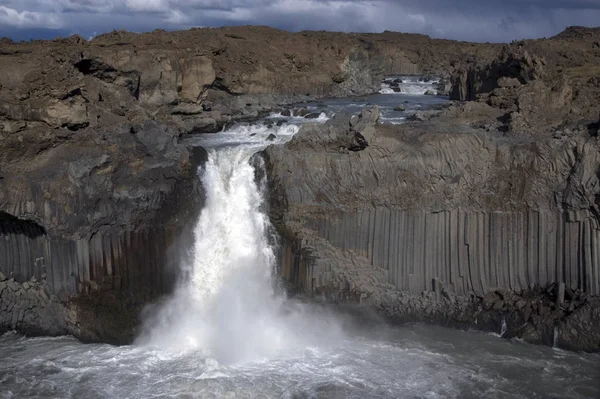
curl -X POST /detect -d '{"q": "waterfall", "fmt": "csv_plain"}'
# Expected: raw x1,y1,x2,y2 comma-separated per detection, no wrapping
553,326,559,349
135,123,343,364
500,316,507,338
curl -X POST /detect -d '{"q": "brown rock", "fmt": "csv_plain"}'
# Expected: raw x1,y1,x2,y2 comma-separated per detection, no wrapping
497,77,521,88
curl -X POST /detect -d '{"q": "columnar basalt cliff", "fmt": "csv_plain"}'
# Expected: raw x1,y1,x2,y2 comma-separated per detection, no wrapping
261,28,600,351
0,119,203,343
262,106,600,351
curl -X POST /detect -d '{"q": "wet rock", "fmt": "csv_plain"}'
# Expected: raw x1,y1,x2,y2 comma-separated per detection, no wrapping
294,108,310,117
280,109,292,117
424,90,436,95
266,134,277,141
407,111,427,121
305,112,322,119
394,105,406,112
565,287,576,301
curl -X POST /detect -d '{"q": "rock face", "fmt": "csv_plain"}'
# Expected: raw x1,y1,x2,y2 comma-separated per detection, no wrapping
260,28,600,350
449,35,600,136
450,46,546,102
261,102,600,351
0,119,202,343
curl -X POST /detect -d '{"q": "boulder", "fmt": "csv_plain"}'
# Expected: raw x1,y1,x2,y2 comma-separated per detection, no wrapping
294,108,310,117
450,46,545,101
284,106,379,153
305,112,322,119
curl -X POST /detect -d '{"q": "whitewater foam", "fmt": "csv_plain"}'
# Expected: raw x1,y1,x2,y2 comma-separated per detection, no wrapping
268,111,329,124
136,124,344,364
380,75,441,95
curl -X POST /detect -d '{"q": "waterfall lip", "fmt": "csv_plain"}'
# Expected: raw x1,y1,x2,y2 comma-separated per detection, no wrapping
183,123,300,150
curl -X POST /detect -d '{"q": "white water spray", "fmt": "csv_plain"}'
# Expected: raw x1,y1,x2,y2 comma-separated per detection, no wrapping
500,316,507,338
136,124,344,364
379,76,441,95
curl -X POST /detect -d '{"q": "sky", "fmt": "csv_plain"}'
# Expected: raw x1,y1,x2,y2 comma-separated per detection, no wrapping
0,0,599,43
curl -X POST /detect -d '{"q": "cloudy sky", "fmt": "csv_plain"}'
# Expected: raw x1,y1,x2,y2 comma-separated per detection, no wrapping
0,0,599,42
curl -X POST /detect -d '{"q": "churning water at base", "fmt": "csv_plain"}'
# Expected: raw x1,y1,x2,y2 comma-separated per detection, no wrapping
1,325,599,398
1,121,599,399
135,135,344,364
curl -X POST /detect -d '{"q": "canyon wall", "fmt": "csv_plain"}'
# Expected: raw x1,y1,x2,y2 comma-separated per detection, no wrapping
264,107,600,297
2,26,600,345
0,120,202,343
262,101,600,350
0,26,500,341
298,209,600,297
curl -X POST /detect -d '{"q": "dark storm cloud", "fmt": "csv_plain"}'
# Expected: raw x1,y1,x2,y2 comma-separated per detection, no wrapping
0,0,598,42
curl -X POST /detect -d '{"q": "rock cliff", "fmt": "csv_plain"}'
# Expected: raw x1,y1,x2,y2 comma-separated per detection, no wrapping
2,25,600,347
261,104,600,350
0,118,202,343
260,27,600,349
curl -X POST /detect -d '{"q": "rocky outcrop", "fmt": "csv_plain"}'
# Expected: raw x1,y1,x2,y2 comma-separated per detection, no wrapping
449,38,600,137
0,26,503,138
0,120,202,343
450,46,546,101
261,106,600,351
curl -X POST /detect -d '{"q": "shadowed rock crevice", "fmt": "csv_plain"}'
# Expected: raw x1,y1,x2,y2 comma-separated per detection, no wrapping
0,211,46,238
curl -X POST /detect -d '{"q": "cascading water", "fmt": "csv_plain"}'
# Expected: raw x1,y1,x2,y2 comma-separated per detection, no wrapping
135,123,344,364
379,76,441,95
500,316,507,338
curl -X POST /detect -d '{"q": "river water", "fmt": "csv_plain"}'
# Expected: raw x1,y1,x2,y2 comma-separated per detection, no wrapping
1,82,599,399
